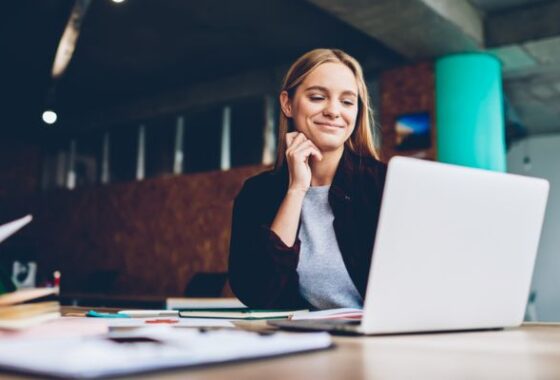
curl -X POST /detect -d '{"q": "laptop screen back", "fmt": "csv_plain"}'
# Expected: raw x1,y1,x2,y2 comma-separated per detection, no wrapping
361,157,549,334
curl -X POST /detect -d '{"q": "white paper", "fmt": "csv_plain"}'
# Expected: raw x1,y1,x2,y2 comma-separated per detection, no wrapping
0,215,32,244
0,327,331,379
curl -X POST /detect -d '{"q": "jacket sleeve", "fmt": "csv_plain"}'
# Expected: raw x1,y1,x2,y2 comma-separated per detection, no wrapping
228,179,311,309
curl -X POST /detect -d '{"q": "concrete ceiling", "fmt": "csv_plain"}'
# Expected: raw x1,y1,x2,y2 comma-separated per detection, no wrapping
468,0,549,13
1,0,559,140
483,0,560,135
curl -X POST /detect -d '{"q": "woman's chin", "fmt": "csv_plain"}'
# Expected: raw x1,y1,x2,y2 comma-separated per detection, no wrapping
313,140,345,153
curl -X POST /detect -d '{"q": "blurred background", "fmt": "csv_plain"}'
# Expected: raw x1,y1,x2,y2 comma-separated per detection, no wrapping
0,0,558,318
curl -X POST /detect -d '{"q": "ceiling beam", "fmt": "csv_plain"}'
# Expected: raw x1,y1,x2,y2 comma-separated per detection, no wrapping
57,51,388,133
51,0,92,79
486,1,560,47
59,65,287,133
305,0,483,59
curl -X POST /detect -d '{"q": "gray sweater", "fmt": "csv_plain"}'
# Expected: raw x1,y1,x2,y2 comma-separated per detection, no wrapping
296,186,363,310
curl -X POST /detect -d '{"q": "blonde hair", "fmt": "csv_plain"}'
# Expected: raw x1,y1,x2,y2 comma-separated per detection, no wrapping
275,48,380,169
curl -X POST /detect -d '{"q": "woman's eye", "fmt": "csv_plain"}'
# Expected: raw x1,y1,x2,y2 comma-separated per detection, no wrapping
342,99,355,106
309,95,325,101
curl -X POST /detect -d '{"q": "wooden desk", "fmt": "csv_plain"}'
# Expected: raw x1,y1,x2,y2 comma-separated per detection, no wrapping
2,324,560,379
134,324,560,380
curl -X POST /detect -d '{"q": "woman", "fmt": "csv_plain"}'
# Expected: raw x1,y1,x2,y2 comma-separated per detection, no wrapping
229,48,387,309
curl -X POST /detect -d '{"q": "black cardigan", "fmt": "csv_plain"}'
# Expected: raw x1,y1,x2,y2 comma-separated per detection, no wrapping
228,149,387,309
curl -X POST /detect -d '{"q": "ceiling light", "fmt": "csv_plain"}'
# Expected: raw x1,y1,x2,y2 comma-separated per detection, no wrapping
42,110,58,125
112,0,126,3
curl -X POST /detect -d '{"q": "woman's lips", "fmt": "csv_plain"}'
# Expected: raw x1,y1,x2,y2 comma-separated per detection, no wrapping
314,121,344,129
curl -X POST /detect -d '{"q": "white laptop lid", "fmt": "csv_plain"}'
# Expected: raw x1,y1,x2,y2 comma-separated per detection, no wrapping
361,157,549,334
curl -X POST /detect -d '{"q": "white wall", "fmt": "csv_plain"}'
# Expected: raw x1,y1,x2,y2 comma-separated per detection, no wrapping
508,134,560,321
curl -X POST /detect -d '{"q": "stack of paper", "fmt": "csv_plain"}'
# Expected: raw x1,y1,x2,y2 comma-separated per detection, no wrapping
0,288,60,330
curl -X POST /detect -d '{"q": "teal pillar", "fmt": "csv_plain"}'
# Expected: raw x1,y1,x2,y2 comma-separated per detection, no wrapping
435,53,506,172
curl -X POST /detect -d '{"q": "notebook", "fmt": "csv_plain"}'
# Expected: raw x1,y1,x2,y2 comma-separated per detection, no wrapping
179,308,308,320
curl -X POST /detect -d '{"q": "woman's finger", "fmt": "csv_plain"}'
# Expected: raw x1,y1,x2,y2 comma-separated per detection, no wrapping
287,137,310,157
286,133,308,153
291,142,323,162
285,132,298,148
302,147,323,163
309,148,323,162
292,140,323,160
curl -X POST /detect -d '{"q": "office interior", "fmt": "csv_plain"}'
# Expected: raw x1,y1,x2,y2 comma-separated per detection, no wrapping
1,0,559,325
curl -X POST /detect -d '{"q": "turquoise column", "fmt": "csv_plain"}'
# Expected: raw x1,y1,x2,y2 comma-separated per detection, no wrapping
435,53,506,172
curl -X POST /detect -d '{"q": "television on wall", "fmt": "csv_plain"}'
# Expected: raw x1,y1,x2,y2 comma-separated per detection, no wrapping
394,112,431,151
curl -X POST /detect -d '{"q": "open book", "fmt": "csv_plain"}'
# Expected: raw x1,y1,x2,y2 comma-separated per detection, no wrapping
290,308,363,320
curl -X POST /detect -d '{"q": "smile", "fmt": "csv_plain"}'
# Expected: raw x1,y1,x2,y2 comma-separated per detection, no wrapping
314,121,344,129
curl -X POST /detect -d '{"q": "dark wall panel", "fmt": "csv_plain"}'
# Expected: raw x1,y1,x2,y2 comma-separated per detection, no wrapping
4,165,267,297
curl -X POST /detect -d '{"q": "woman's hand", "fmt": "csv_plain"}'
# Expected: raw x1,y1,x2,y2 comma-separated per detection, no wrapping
270,132,323,247
285,132,323,193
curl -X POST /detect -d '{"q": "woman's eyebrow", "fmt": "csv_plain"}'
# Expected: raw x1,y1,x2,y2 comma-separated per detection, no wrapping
341,90,358,98
304,85,328,93
304,86,357,97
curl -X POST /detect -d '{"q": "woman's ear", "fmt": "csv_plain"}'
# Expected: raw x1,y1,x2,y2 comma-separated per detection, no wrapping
279,91,293,118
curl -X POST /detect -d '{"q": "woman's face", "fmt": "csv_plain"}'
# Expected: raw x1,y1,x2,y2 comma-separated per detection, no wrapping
281,62,359,153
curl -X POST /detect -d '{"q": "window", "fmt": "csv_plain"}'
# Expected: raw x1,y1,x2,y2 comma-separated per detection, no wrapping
183,106,222,173
145,116,175,178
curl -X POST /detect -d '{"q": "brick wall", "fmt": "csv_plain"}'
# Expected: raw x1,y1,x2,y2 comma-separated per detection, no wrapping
1,165,266,298
379,61,436,161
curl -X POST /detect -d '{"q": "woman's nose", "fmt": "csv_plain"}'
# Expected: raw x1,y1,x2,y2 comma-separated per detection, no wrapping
323,101,341,119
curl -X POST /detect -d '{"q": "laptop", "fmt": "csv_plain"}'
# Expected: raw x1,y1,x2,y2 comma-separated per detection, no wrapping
269,157,549,335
